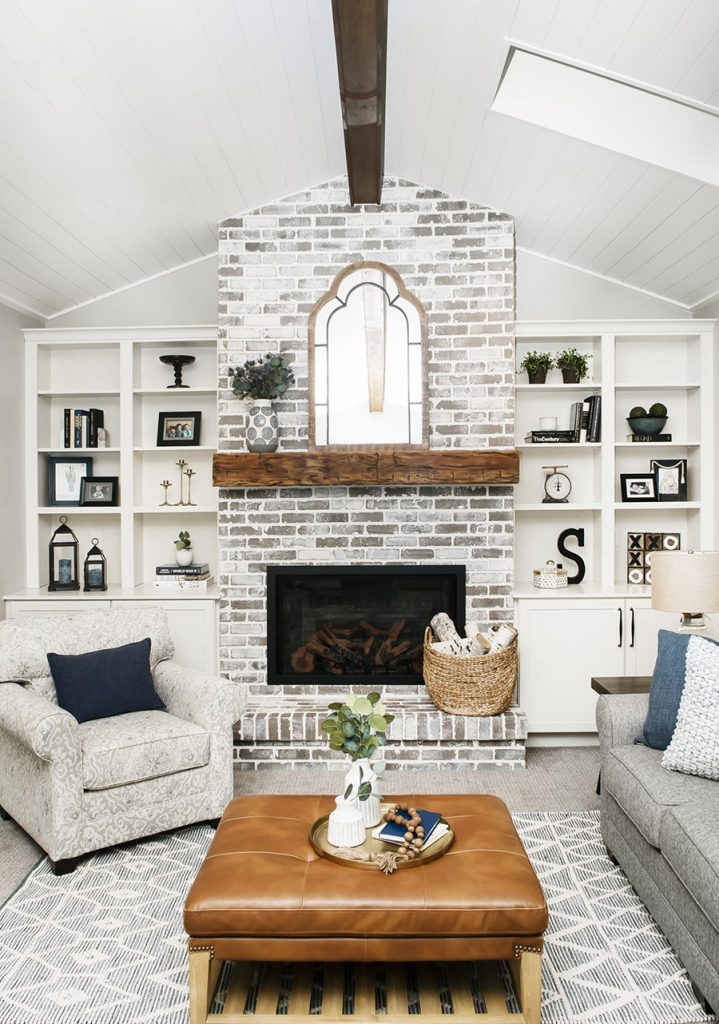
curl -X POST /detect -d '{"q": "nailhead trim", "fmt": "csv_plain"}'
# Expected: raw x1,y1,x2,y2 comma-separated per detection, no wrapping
190,945,215,960
514,944,542,958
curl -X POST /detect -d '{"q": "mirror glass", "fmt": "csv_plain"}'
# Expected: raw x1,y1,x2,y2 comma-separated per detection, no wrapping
309,263,427,448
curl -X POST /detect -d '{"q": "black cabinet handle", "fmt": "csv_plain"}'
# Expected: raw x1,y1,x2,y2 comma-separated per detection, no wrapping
618,607,623,647
630,607,635,648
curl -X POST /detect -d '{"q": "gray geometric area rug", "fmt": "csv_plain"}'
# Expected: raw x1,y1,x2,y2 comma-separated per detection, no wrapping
0,812,713,1024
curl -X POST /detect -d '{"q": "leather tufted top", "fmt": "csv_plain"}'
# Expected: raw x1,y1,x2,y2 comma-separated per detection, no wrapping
184,795,547,939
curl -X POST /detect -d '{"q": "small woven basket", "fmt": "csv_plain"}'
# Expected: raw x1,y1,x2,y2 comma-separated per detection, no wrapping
422,627,517,716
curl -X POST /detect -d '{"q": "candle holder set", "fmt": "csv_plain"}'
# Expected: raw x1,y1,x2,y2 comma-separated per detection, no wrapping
159,459,197,507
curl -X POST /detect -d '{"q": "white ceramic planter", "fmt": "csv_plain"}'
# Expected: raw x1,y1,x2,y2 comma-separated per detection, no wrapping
326,796,365,848
344,757,381,828
175,547,194,567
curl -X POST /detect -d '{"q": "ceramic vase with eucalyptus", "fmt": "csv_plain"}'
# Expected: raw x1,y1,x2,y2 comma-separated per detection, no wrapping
245,400,279,453
326,795,365,848
344,758,381,828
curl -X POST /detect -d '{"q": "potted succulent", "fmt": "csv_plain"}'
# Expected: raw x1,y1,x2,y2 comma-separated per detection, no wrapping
556,348,589,383
174,530,193,567
228,353,295,453
321,692,394,830
519,351,554,385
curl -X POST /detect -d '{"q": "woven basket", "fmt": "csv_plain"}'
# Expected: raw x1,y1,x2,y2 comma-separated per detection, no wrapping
422,627,517,716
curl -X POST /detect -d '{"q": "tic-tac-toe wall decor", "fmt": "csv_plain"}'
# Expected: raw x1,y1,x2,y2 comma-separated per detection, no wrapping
626,532,680,584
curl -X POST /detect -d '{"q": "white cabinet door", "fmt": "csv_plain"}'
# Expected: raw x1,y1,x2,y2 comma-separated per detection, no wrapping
517,599,625,732
624,600,679,675
111,600,218,674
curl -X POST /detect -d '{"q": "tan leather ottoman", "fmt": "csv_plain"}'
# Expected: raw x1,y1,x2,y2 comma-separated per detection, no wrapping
185,794,547,1023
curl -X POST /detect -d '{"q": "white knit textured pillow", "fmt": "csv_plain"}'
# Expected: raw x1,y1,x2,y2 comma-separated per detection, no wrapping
662,634,719,780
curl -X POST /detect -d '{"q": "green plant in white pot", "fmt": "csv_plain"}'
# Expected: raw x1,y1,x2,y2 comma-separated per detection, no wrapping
228,353,295,453
321,692,394,829
174,530,193,567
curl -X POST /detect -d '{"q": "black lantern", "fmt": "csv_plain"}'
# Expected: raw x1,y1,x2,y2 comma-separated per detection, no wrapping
48,516,80,591
83,537,107,592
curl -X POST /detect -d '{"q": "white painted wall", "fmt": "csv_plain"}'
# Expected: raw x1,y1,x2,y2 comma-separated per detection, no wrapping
48,256,218,328
516,250,689,320
0,303,41,611
49,248,695,328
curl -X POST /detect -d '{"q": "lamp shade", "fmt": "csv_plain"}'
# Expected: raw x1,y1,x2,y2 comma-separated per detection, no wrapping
651,551,719,612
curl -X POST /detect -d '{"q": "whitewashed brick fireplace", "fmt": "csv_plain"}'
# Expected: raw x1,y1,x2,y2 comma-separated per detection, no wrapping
217,176,526,768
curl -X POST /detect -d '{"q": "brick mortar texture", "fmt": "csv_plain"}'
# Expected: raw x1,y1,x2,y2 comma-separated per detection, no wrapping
217,176,516,693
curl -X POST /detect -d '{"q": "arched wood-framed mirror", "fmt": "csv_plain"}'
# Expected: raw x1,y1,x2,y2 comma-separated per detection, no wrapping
308,261,429,449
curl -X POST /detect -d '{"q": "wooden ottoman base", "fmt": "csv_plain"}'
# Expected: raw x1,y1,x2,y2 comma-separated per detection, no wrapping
188,949,542,1024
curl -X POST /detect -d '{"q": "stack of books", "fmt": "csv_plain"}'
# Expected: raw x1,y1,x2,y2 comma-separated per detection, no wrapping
152,563,214,592
64,408,104,448
626,433,672,442
524,395,601,444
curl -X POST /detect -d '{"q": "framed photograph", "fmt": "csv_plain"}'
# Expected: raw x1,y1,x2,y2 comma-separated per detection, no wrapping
48,456,93,506
79,476,119,507
620,473,656,502
157,411,202,447
651,459,687,502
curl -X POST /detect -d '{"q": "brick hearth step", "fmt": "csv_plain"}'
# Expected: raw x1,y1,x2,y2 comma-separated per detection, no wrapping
234,692,527,770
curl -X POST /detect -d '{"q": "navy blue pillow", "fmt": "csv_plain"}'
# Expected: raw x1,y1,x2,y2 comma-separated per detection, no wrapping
47,638,164,724
640,629,719,750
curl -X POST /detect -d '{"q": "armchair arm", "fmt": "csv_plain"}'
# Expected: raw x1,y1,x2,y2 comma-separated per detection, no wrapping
596,693,649,759
0,682,80,762
152,661,247,731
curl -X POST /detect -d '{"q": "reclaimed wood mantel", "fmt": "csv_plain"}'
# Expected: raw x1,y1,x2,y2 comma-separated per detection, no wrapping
212,449,520,488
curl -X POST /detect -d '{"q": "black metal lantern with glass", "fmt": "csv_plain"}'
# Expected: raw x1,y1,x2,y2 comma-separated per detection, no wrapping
83,537,107,592
48,516,80,591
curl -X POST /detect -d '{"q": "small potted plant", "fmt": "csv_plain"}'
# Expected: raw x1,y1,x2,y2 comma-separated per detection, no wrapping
174,530,193,567
556,348,589,383
321,692,394,830
519,351,554,385
228,353,295,453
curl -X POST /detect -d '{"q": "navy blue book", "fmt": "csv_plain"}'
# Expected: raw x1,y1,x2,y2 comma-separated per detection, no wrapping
377,808,442,846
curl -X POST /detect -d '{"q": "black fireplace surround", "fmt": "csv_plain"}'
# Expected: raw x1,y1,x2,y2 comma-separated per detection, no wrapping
267,565,465,685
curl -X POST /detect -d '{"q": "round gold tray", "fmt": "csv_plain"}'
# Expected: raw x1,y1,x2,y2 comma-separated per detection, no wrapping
310,809,454,870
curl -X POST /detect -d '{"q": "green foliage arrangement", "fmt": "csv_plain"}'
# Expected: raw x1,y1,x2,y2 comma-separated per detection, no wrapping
519,351,554,376
321,692,395,799
556,348,589,380
228,353,295,400
174,530,191,551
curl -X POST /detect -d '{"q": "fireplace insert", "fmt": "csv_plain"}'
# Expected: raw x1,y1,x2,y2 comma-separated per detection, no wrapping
267,565,465,685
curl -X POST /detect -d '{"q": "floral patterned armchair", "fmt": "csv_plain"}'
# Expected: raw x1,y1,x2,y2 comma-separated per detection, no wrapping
0,606,245,874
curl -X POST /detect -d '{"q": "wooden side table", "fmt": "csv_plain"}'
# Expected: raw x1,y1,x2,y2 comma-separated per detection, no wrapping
591,676,651,695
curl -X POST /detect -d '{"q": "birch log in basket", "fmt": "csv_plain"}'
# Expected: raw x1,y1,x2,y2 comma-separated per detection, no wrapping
422,627,517,716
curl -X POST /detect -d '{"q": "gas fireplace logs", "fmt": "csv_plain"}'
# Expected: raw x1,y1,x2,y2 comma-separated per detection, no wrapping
290,618,423,676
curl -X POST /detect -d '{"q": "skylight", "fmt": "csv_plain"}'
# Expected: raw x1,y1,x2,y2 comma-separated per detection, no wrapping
492,47,719,188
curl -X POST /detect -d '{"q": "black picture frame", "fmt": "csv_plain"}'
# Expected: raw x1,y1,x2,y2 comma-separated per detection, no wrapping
79,476,119,507
651,459,687,502
156,411,202,447
620,473,656,502
47,456,93,506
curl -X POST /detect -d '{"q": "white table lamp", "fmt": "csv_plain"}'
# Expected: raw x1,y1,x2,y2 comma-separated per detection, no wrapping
651,550,719,632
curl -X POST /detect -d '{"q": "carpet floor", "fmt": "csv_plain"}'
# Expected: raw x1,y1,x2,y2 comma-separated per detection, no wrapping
0,747,601,903
0,811,713,1024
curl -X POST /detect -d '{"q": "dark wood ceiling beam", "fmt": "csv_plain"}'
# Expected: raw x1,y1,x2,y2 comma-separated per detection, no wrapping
332,0,387,205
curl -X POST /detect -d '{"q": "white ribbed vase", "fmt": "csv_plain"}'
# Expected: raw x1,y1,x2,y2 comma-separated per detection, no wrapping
344,758,381,828
326,795,365,848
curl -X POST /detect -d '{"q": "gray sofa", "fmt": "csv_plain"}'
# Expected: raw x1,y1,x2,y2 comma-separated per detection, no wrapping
597,693,719,1013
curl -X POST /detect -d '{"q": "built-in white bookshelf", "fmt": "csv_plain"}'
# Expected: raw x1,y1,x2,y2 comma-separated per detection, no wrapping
513,319,716,594
23,326,219,593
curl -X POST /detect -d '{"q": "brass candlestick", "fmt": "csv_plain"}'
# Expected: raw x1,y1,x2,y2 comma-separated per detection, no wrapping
185,468,197,506
159,480,172,506
176,459,188,505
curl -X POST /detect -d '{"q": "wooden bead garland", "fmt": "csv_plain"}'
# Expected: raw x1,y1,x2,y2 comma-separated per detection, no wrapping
381,804,425,860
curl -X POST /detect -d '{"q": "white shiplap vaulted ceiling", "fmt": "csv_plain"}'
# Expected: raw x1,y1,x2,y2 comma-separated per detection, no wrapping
1,0,718,319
